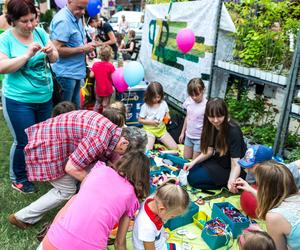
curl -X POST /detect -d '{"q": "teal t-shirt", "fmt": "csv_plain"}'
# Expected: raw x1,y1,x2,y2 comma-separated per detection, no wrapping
0,27,53,103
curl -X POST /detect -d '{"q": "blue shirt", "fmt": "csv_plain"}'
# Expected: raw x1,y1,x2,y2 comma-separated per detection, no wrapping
0,27,52,103
50,7,86,80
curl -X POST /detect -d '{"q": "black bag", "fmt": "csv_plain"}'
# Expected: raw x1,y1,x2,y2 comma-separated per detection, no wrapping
166,114,185,144
47,62,63,106
35,29,63,106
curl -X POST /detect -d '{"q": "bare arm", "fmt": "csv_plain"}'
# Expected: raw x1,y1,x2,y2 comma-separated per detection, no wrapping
114,214,131,250
179,116,187,144
120,41,134,53
183,147,214,171
227,158,242,193
64,159,88,182
138,117,160,126
266,212,290,250
143,241,156,250
0,43,41,74
96,31,116,46
89,70,95,78
52,40,94,58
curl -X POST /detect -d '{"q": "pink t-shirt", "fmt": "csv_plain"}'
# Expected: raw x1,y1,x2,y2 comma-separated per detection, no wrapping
47,161,139,250
183,97,207,139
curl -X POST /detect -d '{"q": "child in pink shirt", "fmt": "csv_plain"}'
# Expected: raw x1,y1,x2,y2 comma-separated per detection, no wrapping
41,151,150,250
179,78,207,159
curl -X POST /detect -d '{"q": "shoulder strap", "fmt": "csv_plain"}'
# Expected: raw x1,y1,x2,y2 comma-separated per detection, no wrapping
34,29,56,75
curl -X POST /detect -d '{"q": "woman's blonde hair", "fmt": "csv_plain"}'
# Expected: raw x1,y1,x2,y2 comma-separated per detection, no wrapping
99,45,113,61
256,160,299,219
115,151,150,200
155,179,189,214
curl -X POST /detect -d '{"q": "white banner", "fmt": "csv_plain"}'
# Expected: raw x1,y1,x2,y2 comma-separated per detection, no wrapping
139,0,235,104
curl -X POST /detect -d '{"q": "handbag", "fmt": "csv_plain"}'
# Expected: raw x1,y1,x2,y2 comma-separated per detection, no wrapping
35,29,63,106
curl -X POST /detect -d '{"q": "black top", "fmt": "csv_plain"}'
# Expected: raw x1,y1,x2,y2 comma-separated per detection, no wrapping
125,39,136,56
201,122,247,185
97,22,118,55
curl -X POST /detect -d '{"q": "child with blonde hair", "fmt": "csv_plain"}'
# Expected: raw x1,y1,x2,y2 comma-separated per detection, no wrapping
138,82,177,151
110,101,127,121
90,45,115,113
40,151,150,249
235,161,300,250
132,179,190,249
179,78,207,159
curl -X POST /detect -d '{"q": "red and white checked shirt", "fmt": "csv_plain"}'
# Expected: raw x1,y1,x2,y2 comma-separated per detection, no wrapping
24,110,122,182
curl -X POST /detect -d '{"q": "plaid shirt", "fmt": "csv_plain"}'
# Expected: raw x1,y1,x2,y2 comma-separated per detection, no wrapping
24,110,122,182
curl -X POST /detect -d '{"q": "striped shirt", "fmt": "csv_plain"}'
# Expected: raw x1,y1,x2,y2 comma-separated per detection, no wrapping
24,110,122,181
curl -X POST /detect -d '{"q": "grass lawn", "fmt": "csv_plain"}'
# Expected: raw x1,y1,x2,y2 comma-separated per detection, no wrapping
0,111,61,250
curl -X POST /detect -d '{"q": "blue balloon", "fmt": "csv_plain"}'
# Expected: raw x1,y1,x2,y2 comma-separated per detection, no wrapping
124,61,145,87
87,0,102,17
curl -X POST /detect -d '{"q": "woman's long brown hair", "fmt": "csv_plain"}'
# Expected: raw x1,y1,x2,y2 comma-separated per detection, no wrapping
256,160,299,219
201,98,229,156
115,151,150,200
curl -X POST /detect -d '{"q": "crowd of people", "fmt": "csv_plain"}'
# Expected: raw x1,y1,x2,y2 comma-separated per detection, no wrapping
0,0,299,250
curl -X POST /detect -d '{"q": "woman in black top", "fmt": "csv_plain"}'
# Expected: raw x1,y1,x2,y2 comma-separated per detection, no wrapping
120,30,136,60
96,18,118,60
184,98,247,193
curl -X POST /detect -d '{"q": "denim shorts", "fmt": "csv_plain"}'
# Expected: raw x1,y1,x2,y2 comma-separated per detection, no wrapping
184,136,200,152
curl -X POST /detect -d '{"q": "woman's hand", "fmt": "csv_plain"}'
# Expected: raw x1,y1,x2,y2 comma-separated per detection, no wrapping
183,161,194,171
26,42,42,58
227,179,238,193
40,44,54,56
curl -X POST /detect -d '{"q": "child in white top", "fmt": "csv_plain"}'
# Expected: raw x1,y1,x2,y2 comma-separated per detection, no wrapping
139,82,178,151
179,78,207,159
132,179,189,250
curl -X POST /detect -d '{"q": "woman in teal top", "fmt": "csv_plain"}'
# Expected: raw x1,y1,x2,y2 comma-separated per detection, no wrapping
235,161,300,250
0,0,58,193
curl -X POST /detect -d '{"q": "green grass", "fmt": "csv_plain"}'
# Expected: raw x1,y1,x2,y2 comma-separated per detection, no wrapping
0,111,61,250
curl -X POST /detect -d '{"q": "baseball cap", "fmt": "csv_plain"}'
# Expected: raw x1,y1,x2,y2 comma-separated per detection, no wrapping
238,145,273,169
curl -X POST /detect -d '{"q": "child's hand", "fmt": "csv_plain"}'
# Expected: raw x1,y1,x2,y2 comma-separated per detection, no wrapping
234,178,252,192
152,120,160,126
179,133,185,144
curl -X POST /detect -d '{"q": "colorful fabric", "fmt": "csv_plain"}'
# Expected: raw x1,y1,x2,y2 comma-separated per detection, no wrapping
0,28,52,103
47,161,139,250
24,110,122,181
182,97,207,139
91,61,115,96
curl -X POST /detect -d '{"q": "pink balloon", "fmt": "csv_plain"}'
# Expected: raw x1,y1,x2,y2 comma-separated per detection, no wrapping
112,68,128,93
54,0,67,9
176,28,196,54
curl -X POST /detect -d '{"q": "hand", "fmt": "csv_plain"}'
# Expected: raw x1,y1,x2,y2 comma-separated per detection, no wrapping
227,179,238,193
40,44,54,56
82,43,95,53
234,177,252,192
153,120,160,126
183,162,194,171
179,133,184,144
26,42,42,58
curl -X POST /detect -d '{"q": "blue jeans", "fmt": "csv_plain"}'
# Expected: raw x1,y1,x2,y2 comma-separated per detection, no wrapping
56,77,82,109
2,97,52,184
